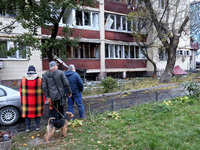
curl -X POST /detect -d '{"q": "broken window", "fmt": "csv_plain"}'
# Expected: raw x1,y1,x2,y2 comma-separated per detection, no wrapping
122,16,126,31
127,20,132,32
105,13,133,32
68,43,99,59
76,11,83,26
116,15,121,30
130,46,135,58
84,11,91,26
63,10,74,25
92,12,99,28
105,44,144,59
124,45,129,58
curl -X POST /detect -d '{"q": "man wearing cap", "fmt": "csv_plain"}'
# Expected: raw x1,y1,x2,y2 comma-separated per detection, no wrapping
42,61,72,120
20,65,45,132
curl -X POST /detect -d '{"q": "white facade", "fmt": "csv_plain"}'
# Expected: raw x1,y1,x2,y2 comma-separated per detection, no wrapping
0,16,42,83
146,0,191,75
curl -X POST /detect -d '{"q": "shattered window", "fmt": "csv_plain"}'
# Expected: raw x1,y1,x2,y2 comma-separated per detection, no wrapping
122,16,126,30
115,45,118,58
74,48,79,58
135,46,139,58
85,44,89,58
92,13,99,28
84,11,91,26
110,45,115,58
130,46,134,58
79,44,84,58
125,45,129,58
63,10,73,25
127,20,132,31
116,15,121,30
76,11,83,26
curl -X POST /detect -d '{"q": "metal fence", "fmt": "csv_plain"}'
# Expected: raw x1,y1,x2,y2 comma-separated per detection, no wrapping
78,85,190,116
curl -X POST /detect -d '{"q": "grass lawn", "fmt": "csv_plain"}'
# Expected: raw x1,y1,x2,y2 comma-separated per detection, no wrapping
82,73,200,96
11,95,200,150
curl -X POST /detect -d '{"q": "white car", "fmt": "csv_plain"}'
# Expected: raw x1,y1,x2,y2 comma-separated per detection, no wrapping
0,85,21,125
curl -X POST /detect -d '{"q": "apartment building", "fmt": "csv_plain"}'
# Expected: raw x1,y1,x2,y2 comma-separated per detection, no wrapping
42,0,147,80
0,0,192,85
0,10,43,86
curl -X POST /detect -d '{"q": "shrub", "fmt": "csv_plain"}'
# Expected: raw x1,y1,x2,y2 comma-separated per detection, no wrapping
151,103,171,113
182,81,200,97
100,77,118,93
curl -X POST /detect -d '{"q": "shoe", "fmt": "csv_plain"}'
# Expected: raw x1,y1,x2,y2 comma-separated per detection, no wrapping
36,126,40,131
26,127,30,133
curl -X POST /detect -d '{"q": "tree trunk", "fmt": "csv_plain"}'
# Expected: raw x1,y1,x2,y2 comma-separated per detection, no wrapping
159,37,179,83
152,62,157,78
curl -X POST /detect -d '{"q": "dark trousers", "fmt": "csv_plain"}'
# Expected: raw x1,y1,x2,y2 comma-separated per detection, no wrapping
25,117,40,128
49,100,64,120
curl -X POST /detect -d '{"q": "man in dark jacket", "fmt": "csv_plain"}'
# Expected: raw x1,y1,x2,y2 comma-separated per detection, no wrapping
65,64,85,119
43,61,72,120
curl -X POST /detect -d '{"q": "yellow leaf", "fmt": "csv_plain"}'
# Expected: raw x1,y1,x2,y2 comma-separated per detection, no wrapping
23,144,27,146
31,136,34,139
97,141,103,144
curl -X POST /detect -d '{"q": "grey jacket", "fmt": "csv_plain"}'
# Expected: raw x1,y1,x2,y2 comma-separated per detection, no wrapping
42,69,72,101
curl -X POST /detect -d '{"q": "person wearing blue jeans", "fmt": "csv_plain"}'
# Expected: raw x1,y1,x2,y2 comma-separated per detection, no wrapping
65,64,85,119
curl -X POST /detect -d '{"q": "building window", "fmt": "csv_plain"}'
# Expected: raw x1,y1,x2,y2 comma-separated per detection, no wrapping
105,44,144,59
67,43,100,59
105,13,146,33
158,0,166,9
159,49,168,61
61,9,99,29
0,41,27,59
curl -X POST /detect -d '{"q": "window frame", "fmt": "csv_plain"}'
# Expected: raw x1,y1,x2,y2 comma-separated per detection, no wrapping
105,44,145,59
0,41,28,60
60,9,100,30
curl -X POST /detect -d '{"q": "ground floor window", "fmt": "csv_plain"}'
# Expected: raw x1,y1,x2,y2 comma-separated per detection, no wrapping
105,44,145,59
0,41,27,59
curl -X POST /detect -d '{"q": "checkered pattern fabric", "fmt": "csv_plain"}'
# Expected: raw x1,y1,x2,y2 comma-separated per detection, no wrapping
20,77,45,118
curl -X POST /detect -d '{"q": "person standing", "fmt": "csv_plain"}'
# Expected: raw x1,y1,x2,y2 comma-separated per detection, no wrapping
64,64,86,120
42,61,72,120
20,65,45,132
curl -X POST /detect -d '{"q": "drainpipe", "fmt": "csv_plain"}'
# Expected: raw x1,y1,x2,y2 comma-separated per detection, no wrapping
99,0,105,80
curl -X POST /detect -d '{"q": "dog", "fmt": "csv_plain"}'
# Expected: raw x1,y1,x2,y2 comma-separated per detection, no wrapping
44,111,74,143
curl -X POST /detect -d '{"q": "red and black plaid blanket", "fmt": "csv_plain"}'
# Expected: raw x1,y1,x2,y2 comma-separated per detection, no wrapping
20,77,45,118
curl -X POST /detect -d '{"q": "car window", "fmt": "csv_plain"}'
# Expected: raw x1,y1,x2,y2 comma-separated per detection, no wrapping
0,89,5,97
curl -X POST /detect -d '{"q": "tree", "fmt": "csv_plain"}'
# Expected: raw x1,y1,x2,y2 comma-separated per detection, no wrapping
128,5,158,78
139,0,189,83
0,0,96,62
